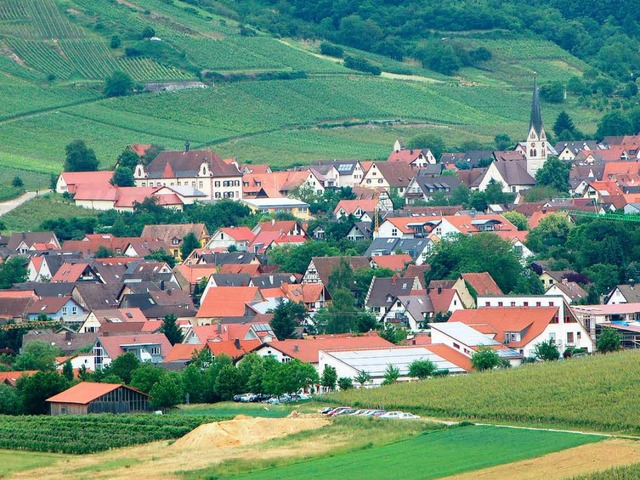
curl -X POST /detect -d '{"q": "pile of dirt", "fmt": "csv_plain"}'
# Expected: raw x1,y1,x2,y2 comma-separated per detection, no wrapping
171,416,329,450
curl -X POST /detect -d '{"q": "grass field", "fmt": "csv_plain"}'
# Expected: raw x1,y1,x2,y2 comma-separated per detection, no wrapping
0,450,62,478
0,0,607,174
0,194,99,232
176,401,321,418
221,425,603,480
565,464,640,480
333,350,640,434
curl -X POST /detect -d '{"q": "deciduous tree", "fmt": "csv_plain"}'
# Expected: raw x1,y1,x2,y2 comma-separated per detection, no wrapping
597,326,622,353
471,347,501,371
64,140,99,172
534,339,560,361
270,300,307,340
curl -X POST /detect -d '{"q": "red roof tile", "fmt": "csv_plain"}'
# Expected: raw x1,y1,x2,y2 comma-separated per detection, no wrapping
163,344,204,363
371,254,412,272
461,272,502,296
206,339,263,360
197,286,263,318
47,382,146,404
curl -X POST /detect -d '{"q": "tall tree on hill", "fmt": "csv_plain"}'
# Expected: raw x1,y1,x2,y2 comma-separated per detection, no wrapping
161,314,184,346
64,140,99,172
553,111,577,138
104,70,134,97
180,232,200,260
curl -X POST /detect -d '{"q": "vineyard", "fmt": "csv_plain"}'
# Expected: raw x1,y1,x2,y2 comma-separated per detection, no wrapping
566,464,640,480
333,350,640,434
0,414,226,454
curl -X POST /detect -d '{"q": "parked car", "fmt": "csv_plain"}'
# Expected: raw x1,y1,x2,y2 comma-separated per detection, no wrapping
378,411,421,420
360,409,386,417
319,406,336,414
327,407,353,417
332,408,356,416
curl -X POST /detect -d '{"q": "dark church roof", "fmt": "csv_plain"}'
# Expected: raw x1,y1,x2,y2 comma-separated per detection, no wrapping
529,78,544,136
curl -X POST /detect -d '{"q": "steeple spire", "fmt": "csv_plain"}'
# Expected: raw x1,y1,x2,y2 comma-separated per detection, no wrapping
529,76,543,136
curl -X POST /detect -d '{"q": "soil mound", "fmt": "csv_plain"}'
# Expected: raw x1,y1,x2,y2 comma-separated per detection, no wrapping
171,416,328,450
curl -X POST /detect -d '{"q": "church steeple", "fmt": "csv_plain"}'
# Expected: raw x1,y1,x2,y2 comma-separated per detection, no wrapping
529,77,543,137
524,76,547,177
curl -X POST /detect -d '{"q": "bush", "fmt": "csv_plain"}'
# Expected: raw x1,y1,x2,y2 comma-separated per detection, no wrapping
110,35,121,49
141,26,155,39
104,71,134,97
320,42,344,58
11,176,23,188
343,55,381,75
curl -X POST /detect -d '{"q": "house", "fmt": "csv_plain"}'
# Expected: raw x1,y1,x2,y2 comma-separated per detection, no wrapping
0,293,37,322
345,222,373,242
47,382,150,415
319,345,468,387
449,306,593,358
22,330,97,356
140,223,209,260
546,280,588,304
404,174,461,204
205,338,263,361
441,151,494,169
281,283,330,313
25,296,86,323
183,322,275,345
452,272,503,308
475,159,535,193
365,238,434,265
163,344,204,369
365,276,423,321
78,308,147,333
302,256,370,285
429,322,522,367
206,226,255,252
119,289,196,320
374,217,438,239
55,170,114,195
173,264,218,294
554,141,604,161
197,286,264,323
310,160,365,187
360,162,415,196
379,291,433,330
606,284,640,305
93,333,172,368
0,370,37,387
333,199,380,220
242,170,309,198
50,263,103,283
7,232,60,253
428,287,464,316
73,185,192,212
572,303,640,341
388,140,437,168
240,198,311,220
135,146,243,200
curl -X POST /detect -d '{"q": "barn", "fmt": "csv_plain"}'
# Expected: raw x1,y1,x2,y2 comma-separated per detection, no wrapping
47,382,151,415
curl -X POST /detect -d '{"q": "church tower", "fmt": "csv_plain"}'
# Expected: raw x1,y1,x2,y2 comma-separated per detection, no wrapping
525,78,547,177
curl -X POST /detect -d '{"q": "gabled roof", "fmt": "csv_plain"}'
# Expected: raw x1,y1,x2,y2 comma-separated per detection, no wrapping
206,339,263,360
163,343,204,363
26,296,80,315
264,332,393,363
197,286,263,318
0,370,37,386
461,272,502,296
367,276,419,307
387,148,428,163
428,288,457,313
282,282,325,304
50,263,99,283
47,382,147,404
307,256,370,286
0,298,34,318
58,171,114,194
147,149,241,179
91,308,147,325
333,199,378,216
449,307,558,347
493,160,535,186
216,226,255,242
97,333,172,360
141,223,207,244
371,254,412,272
370,162,416,188
8,232,59,252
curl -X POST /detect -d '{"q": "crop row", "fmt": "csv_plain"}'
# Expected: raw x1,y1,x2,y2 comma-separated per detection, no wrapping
0,414,223,454
334,350,640,434
0,0,28,21
26,0,84,39
6,39,75,78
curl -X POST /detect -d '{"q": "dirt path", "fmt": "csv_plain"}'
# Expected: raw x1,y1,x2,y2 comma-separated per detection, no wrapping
9,416,331,480
442,438,640,480
0,190,50,217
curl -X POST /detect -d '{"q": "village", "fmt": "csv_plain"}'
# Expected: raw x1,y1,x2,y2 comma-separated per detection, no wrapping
1,84,639,415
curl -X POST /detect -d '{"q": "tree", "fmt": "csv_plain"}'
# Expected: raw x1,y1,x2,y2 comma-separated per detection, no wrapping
104,70,134,97
117,148,141,170
17,371,69,414
354,370,371,388
130,363,165,393
597,326,622,353
535,157,570,193
503,211,528,231
408,359,436,379
161,314,184,345
596,111,634,139
150,372,184,409
533,339,560,361
215,364,242,400
0,257,27,289
471,347,501,371
267,242,340,275
14,340,61,371
110,35,121,49
526,213,572,256
95,245,115,258
321,365,337,391
539,81,565,103
109,352,140,384
0,384,20,414
144,249,176,268
417,40,462,75
182,364,206,403
494,133,511,150
426,233,525,294
337,377,354,390
270,300,307,340
111,166,135,187
142,144,165,164
553,111,577,138
379,325,408,345
64,140,99,172
141,26,156,38
177,233,199,260
381,364,400,385
406,133,445,160
11,176,23,188
62,360,74,381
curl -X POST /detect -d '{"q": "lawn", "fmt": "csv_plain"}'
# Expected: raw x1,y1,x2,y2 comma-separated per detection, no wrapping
0,194,99,232
0,450,63,477
333,350,640,434
175,401,323,419
223,425,603,480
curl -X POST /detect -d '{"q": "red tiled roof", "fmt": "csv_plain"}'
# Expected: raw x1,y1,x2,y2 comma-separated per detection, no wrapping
218,264,261,276
197,286,263,318
47,382,146,404
50,263,91,283
333,199,378,216
97,333,172,360
426,344,473,372
429,288,457,313
265,333,393,363
387,149,426,163
206,339,263,360
218,227,255,242
461,272,502,296
371,254,412,272
449,307,558,347
130,144,151,156
59,171,114,194
0,370,37,386
174,264,218,285
163,344,204,363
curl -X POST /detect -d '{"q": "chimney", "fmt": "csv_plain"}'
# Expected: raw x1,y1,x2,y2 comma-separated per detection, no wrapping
234,338,241,349
160,280,165,291
293,344,299,353
562,277,568,285
217,323,222,334
391,274,397,286
412,339,416,345
437,286,442,295
65,331,72,341
167,288,172,296
185,141,190,152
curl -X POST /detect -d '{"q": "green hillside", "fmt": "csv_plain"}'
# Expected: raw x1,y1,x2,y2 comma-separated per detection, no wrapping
0,0,608,180
332,349,640,434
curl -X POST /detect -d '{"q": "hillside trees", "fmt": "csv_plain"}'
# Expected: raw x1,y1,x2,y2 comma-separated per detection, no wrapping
64,140,99,172
104,71,134,97
597,326,621,353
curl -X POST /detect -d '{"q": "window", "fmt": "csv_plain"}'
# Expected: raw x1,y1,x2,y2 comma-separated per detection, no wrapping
567,332,574,344
366,179,371,184
551,316,559,324
577,331,581,339
62,306,68,315
536,301,541,307
199,181,203,188
523,301,529,307
391,228,398,236
172,238,180,245
151,346,161,355
215,181,220,187
72,306,77,315
378,179,383,184
498,302,503,307
510,301,516,307
453,342,460,349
